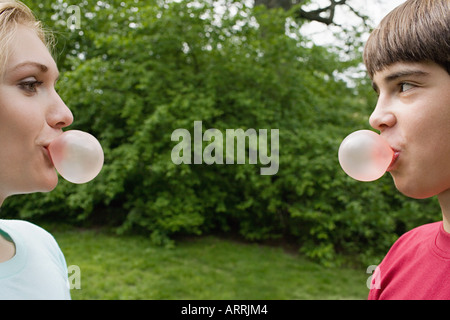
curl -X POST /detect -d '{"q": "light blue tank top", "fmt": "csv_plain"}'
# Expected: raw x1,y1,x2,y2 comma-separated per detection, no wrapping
0,219,70,300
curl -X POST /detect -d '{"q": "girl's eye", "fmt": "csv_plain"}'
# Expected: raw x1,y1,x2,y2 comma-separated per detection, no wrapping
400,82,415,92
18,79,43,93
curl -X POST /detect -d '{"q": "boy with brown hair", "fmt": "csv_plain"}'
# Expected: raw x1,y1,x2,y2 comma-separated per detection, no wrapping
363,0,450,299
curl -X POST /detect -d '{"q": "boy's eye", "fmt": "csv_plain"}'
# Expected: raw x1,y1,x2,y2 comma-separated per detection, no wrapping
400,82,415,92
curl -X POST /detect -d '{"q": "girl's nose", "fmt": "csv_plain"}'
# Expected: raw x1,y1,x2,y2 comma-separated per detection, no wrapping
47,92,73,129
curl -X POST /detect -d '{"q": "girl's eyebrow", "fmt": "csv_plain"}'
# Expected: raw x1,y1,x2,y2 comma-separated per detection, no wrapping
9,61,60,83
11,61,49,73
372,69,430,93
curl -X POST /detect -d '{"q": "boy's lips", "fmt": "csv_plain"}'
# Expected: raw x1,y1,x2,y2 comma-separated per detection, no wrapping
387,150,400,172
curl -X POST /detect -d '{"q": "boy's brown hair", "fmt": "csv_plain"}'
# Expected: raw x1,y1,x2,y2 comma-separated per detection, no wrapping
363,0,450,79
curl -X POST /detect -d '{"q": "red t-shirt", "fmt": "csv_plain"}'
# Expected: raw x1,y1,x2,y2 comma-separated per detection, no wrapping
368,221,450,300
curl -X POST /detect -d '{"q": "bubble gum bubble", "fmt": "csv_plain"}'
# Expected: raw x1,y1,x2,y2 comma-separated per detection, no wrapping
48,130,104,184
338,130,393,182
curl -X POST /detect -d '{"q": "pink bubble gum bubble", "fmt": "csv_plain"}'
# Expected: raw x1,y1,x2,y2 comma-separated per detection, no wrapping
48,130,104,184
338,130,394,182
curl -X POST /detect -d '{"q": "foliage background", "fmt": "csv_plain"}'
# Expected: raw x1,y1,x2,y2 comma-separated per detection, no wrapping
2,0,440,265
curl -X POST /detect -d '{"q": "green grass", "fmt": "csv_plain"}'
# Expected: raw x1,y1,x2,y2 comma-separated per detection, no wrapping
49,226,370,300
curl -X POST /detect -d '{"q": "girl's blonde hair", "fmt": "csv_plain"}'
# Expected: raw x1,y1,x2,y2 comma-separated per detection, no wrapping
0,0,51,73
363,0,450,79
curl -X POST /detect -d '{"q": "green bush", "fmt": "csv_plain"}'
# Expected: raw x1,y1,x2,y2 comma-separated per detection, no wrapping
2,0,440,265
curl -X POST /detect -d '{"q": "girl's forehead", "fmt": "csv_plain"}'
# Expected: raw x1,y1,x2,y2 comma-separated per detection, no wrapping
4,24,57,78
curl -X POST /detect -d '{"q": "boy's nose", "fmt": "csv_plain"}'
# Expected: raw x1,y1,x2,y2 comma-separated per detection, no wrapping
369,99,396,132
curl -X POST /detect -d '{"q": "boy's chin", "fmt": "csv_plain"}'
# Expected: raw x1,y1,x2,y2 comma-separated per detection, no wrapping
393,177,438,200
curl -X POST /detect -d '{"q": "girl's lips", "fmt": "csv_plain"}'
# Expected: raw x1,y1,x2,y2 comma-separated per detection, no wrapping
43,146,54,166
387,150,400,172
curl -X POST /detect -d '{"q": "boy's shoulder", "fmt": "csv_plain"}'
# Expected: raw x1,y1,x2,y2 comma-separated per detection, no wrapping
388,221,440,253
377,222,441,271
398,221,440,240
370,221,450,299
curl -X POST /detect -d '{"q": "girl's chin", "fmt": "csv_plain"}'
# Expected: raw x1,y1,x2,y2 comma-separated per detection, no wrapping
43,171,59,191
2,170,59,200
33,170,59,193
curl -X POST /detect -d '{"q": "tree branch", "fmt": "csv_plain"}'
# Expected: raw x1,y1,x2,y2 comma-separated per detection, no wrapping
254,0,370,28
294,0,346,25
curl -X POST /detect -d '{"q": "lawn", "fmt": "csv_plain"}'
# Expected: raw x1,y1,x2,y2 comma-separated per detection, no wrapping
48,226,370,300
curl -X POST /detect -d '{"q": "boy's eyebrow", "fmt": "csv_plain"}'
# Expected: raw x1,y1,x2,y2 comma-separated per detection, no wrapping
371,69,430,93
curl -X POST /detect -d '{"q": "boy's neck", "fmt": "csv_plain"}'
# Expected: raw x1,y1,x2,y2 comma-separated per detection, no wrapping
438,189,450,233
